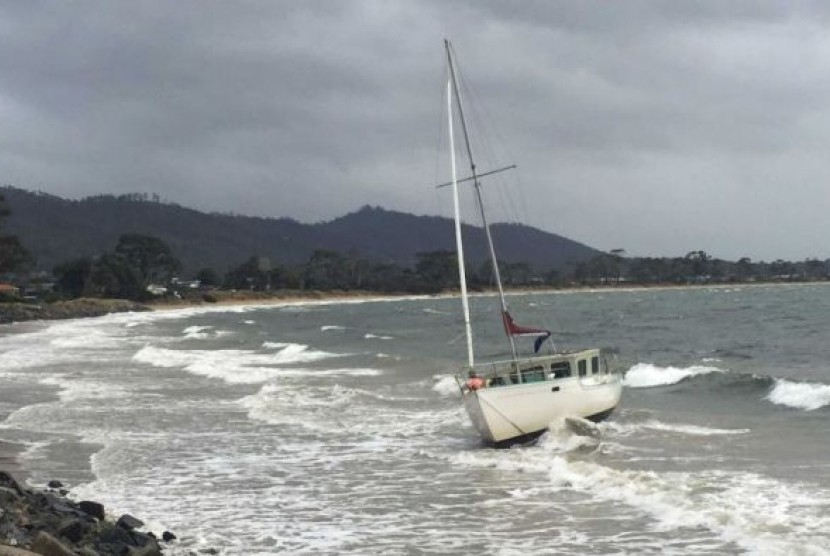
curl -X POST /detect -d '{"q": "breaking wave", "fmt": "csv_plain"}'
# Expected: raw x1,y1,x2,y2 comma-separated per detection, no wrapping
623,363,725,388
132,343,342,384
766,379,830,411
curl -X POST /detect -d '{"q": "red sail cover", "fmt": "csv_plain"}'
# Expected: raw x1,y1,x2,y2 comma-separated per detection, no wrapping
502,311,549,337
502,311,551,353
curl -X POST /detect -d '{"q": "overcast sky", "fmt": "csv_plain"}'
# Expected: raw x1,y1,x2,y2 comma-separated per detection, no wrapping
3,1,830,260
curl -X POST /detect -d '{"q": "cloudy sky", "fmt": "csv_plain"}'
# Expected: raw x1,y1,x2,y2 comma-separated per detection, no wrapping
3,1,830,261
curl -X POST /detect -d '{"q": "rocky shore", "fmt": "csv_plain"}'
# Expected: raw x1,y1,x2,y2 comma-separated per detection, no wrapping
0,299,150,325
0,471,176,555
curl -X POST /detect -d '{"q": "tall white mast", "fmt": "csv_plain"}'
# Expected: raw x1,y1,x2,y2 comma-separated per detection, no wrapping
448,76,475,368
445,39,518,360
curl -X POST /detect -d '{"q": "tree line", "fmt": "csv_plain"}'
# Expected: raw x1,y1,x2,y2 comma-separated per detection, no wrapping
2,192,830,302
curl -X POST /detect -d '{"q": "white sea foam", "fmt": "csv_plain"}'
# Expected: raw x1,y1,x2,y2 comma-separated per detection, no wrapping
364,333,393,340
268,368,381,377
242,381,460,440
132,343,342,384
261,341,289,349
766,379,830,411
537,419,601,453
39,376,133,402
451,448,830,554
432,375,460,397
623,363,724,388
182,325,214,339
321,325,345,331
606,419,750,437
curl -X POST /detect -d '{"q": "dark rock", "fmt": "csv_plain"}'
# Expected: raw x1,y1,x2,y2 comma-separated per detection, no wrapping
78,500,106,521
30,531,75,556
116,514,144,531
129,531,157,548
0,546,43,555
128,545,162,556
96,524,134,546
0,485,21,504
58,489,68,496
46,499,84,520
161,530,177,542
0,471,25,495
47,480,63,489
57,518,90,543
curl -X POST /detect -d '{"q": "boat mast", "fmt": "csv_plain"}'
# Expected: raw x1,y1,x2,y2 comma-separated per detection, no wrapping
444,39,518,360
448,64,475,368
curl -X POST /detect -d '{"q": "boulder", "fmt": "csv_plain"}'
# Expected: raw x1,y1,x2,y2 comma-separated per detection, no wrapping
95,524,133,546
29,531,75,556
0,486,21,505
0,472,25,496
0,546,41,556
46,481,63,490
78,501,105,521
57,518,91,543
127,545,162,556
116,514,144,531
161,530,176,542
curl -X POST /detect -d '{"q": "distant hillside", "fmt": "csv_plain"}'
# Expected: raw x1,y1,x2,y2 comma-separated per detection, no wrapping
2,187,601,275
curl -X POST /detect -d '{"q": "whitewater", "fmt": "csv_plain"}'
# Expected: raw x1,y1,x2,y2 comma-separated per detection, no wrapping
2,284,830,554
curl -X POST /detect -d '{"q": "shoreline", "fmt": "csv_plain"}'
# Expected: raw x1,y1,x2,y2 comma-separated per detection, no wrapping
0,470,175,555
2,280,829,325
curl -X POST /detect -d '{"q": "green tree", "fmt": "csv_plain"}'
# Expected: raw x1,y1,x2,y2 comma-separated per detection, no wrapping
0,193,31,274
736,257,753,280
53,258,93,298
114,234,181,286
414,250,457,291
88,253,142,299
196,267,220,287
224,257,268,290
303,249,351,290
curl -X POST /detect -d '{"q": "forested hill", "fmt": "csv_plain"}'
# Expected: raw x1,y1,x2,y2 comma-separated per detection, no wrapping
3,187,600,274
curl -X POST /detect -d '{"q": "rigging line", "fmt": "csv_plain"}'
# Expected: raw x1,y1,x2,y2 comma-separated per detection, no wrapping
456,63,520,220
433,63,451,217
449,48,527,255
477,394,528,436
455,51,530,232
446,39,518,361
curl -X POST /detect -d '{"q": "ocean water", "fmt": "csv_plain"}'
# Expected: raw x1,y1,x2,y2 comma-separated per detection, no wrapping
1,285,830,554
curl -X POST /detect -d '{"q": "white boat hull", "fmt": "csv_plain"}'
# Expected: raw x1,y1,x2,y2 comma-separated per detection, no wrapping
462,373,622,445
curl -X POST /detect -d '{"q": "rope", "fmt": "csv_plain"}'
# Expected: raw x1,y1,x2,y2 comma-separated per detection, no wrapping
476,392,528,436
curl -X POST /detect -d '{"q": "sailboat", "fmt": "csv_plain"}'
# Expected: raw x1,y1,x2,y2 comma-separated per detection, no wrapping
442,40,622,447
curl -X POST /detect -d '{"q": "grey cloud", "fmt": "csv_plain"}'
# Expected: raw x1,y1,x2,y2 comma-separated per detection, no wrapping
2,1,830,260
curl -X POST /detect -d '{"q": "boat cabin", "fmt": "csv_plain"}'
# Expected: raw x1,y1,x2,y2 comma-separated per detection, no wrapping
465,349,609,388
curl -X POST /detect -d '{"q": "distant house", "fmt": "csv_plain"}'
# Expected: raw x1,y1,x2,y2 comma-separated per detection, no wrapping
170,277,201,289
0,283,20,297
146,284,168,296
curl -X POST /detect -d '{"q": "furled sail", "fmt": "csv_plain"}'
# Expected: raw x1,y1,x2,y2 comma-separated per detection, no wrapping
501,311,551,353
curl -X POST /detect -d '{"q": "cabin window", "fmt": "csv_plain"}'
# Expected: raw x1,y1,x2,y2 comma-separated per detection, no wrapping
521,366,546,383
591,356,600,374
578,359,587,377
550,362,571,379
